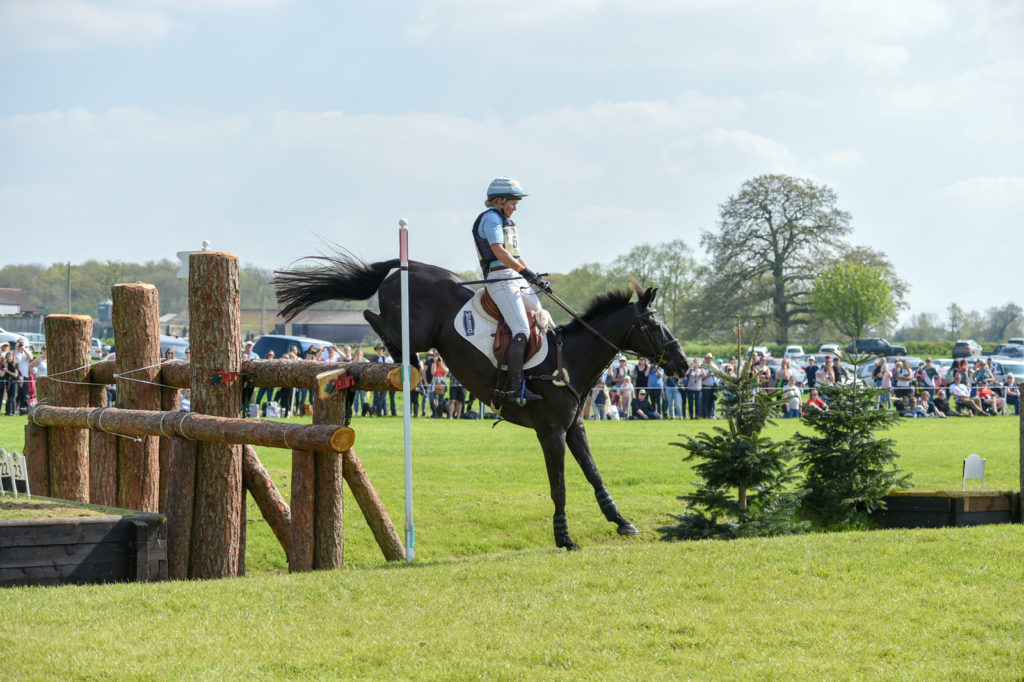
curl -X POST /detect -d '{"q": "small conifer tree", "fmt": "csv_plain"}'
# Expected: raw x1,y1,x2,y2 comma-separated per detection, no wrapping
660,327,804,540
794,355,911,527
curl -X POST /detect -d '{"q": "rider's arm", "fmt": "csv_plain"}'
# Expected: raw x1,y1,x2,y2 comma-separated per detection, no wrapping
489,243,528,272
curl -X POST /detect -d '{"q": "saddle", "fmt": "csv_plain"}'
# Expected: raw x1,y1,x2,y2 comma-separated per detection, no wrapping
479,289,545,366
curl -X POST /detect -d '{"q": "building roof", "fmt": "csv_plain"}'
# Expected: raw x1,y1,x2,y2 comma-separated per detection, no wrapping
0,288,37,314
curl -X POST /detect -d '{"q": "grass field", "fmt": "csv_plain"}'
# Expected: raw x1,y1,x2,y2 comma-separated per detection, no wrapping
2,414,1023,678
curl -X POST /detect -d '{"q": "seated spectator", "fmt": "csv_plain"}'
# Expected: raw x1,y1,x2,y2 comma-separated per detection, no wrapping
932,389,954,417
976,380,1005,415
782,376,801,418
804,389,828,413
949,374,986,416
1006,374,1020,416
592,378,610,420
630,389,661,420
917,391,946,418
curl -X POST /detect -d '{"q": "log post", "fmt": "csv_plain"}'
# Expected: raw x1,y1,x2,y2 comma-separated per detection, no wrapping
112,283,162,512
159,384,181,513
289,450,315,572
23,421,49,497
312,390,345,570
88,382,117,507
188,252,243,579
165,437,197,580
44,314,92,502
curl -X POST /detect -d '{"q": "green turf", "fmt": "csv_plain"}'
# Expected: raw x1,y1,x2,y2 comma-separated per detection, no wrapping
1,414,1022,678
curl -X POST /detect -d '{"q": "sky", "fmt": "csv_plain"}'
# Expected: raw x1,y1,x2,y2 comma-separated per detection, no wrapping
0,0,1021,324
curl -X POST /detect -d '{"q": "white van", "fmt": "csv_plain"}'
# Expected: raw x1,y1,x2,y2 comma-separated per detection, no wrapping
1008,337,1024,346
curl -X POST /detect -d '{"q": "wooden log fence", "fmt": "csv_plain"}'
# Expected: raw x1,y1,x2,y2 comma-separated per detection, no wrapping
24,251,411,579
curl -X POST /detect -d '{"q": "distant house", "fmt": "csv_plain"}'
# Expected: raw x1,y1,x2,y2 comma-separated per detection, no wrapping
0,288,38,316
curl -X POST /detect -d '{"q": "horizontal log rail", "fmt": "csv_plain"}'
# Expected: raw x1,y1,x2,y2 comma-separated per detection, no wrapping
85,358,414,392
28,405,356,453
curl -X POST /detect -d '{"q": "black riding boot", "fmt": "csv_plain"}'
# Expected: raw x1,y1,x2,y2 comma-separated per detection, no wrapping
505,333,542,406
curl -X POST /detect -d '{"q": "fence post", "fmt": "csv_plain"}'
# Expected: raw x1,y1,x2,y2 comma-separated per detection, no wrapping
44,314,92,502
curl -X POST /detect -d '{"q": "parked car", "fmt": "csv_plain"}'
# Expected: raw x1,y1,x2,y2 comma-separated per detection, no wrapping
990,360,1024,394
1008,337,1024,346
845,338,907,356
22,332,45,353
952,339,983,359
0,327,29,349
160,335,190,359
783,345,804,359
818,343,842,356
250,334,335,359
991,344,1024,359
91,338,104,360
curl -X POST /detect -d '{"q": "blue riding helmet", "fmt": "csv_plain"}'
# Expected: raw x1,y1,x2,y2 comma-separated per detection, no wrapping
486,176,528,200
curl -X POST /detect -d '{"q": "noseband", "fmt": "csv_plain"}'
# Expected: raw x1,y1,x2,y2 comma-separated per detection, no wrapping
629,302,683,368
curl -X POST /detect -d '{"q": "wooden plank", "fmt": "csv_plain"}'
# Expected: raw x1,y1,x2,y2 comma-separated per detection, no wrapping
0,541,131,568
0,514,164,547
289,450,315,573
165,437,196,580
0,561,132,587
133,519,151,581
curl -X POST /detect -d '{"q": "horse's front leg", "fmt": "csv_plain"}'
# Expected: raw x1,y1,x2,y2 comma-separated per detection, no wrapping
566,421,638,536
536,427,578,550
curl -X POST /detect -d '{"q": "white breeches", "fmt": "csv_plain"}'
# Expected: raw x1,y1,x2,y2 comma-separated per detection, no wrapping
485,269,541,338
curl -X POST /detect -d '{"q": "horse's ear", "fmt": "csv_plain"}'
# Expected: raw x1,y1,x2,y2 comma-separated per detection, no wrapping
641,287,658,306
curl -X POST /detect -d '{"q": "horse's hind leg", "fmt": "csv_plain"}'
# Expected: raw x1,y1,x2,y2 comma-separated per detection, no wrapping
536,428,579,550
566,422,638,536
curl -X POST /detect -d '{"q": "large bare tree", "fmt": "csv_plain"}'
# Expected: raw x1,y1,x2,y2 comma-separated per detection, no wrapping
700,174,852,344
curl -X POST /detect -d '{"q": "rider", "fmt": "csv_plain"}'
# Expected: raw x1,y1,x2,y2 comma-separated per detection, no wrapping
472,176,552,406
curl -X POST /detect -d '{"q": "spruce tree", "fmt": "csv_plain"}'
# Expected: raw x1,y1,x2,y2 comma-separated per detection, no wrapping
794,357,911,527
661,330,803,540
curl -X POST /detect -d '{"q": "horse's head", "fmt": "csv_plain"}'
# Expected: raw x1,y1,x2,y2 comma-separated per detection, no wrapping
625,282,689,377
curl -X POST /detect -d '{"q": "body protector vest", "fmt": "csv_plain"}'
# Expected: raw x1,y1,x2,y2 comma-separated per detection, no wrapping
472,207,521,276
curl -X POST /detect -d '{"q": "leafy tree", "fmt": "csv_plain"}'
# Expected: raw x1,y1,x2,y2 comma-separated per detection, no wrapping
984,303,1023,342
795,374,910,528
608,240,697,339
700,174,852,344
811,262,894,349
660,331,803,540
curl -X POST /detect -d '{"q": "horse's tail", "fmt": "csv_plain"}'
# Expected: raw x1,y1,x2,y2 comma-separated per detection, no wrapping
274,251,400,321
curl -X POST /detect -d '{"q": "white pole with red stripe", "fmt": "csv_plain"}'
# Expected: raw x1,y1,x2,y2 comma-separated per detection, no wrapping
399,218,415,561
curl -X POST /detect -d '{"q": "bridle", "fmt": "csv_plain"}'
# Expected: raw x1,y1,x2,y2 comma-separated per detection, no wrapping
628,302,684,369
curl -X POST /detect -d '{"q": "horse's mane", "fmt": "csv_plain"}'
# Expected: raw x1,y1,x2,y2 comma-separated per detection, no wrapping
560,288,633,331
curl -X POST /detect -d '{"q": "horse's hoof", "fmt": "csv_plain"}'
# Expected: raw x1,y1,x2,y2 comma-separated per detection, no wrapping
617,522,639,536
556,537,580,551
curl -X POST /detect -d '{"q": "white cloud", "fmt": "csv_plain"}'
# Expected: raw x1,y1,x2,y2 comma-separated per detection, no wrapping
936,175,1024,207
0,0,287,51
819,148,866,171
663,128,801,178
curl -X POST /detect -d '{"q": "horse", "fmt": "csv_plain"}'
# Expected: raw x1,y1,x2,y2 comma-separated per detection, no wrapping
274,252,689,550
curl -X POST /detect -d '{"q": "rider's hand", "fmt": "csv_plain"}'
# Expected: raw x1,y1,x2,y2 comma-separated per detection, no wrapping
536,278,553,294
520,267,541,285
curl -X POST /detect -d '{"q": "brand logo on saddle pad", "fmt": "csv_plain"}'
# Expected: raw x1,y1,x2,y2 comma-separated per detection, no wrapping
462,310,476,336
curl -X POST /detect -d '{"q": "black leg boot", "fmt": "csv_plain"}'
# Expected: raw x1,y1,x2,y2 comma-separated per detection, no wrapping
506,333,542,406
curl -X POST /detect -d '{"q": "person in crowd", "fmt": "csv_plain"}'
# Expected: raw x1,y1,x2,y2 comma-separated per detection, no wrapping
179,389,191,412
271,350,298,417
804,388,828,413
447,377,466,420
804,355,818,390
875,357,892,409
29,346,47,381
618,374,634,417
782,376,802,418
607,383,622,421
630,389,661,420
893,358,914,401
431,380,448,418
700,354,718,418
949,372,986,416
683,360,704,419
611,357,629,391
972,359,993,388
928,388,951,416
632,356,651,395
646,364,665,416
917,391,946,418
371,343,390,417
776,358,794,388
241,341,259,417
3,350,20,416
13,340,32,414
664,371,682,419
252,349,277,415
976,379,1005,415
591,378,610,420
1002,374,1019,416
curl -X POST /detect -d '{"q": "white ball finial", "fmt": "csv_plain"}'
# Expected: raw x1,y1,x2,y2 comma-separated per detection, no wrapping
202,240,211,251
398,218,408,228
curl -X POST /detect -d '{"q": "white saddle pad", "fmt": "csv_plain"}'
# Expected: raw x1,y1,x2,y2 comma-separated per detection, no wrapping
453,288,551,370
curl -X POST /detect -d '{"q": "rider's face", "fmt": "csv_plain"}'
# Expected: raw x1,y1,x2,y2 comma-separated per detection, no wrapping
500,198,518,218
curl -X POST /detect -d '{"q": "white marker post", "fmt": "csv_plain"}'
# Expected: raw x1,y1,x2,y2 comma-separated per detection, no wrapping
399,218,415,561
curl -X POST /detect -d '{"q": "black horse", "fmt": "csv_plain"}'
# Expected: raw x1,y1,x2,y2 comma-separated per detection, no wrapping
274,252,689,550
